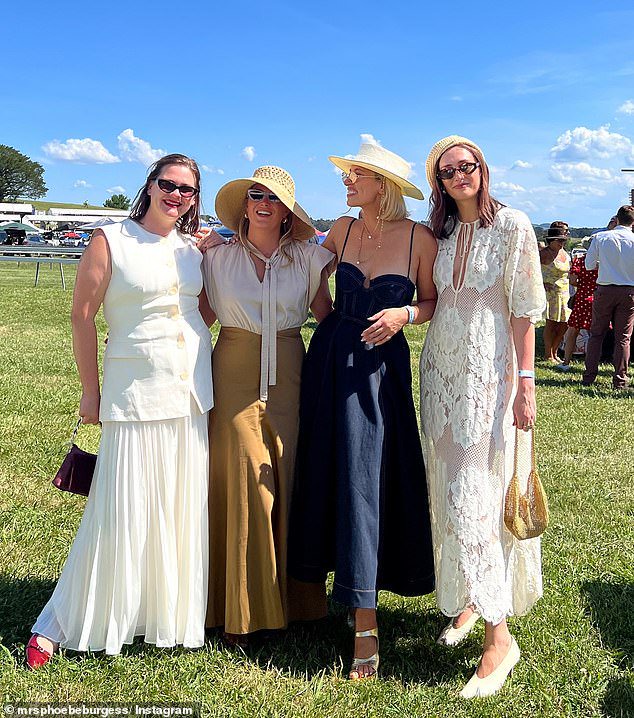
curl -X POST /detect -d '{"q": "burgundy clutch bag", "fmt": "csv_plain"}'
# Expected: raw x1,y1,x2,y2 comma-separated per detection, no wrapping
52,419,97,497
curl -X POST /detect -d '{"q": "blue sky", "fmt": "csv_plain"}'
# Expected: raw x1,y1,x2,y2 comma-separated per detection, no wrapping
3,1,634,227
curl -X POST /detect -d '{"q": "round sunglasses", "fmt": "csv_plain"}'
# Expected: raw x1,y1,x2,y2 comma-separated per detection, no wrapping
341,169,378,184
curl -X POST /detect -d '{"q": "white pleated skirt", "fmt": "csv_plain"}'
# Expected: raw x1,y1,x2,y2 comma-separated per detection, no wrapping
32,402,209,654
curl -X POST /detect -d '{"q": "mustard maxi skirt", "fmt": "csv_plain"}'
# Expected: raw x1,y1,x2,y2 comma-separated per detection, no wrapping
206,326,327,635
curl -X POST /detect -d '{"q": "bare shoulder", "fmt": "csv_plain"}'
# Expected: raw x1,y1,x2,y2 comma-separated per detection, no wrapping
324,216,357,254
82,229,109,263
412,221,438,253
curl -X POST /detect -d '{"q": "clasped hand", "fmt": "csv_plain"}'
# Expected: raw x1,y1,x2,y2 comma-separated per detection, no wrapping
195,229,231,252
361,307,409,346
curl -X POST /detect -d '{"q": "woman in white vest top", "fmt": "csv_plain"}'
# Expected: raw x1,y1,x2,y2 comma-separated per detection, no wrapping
26,154,213,667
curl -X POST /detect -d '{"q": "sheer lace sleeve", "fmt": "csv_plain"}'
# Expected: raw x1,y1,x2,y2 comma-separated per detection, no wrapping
502,209,547,323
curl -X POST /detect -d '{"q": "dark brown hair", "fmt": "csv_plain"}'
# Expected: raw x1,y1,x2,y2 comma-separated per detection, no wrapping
129,153,201,236
616,205,634,226
427,143,503,239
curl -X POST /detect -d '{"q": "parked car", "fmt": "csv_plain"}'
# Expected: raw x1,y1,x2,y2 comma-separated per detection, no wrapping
24,235,48,246
216,226,235,239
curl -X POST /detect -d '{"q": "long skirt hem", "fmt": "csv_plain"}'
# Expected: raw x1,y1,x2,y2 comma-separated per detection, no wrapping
32,404,209,655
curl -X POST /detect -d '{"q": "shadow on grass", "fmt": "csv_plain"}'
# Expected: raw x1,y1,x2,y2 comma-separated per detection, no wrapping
0,578,473,687
582,580,634,717
601,676,634,718
236,601,473,686
0,574,56,648
581,580,633,666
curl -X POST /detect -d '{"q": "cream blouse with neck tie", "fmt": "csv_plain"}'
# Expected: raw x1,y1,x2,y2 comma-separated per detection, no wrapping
202,239,334,401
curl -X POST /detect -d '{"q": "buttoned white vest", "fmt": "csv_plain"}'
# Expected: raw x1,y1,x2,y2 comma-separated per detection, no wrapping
99,219,213,422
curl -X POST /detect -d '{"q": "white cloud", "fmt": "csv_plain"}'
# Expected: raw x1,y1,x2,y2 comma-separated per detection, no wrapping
43,138,120,164
241,146,256,161
73,179,91,188
450,96,463,102
514,200,539,214
201,165,225,175
511,160,532,169
567,185,607,197
107,186,126,195
549,162,614,184
492,181,526,194
530,184,607,198
117,129,164,166
489,165,507,178
617,100,634,115
550,125,634,162
360,133,381,146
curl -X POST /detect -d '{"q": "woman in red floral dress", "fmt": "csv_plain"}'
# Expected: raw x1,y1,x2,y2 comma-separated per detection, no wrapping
556,252,598,371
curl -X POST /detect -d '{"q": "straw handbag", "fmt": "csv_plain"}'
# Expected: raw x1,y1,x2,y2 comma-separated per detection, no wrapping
504,428,549,540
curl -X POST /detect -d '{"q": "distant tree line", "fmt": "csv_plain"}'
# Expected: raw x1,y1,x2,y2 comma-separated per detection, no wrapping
312,218,336,232
533,225,602,241
313,218,603,239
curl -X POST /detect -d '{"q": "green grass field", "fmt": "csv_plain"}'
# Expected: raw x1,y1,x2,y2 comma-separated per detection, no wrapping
0,263,632,717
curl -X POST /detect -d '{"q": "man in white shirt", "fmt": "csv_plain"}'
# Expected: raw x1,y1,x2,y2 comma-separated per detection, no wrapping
582,205,634,388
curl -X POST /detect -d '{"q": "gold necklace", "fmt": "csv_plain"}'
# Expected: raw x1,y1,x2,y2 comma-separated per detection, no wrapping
356,216,384,265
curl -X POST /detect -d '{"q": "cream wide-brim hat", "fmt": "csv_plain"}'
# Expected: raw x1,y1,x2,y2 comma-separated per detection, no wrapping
425,135,485,189
214,165,315,241
329,143,424,200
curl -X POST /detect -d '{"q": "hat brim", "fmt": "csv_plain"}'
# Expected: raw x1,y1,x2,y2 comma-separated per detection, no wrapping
328,156,424,200
215,178,315,241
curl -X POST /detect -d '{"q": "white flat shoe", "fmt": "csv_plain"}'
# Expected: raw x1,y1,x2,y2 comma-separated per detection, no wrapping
459,637,520,699
436,611,481,646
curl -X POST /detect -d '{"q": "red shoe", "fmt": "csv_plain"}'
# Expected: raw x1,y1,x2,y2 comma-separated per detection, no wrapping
25,635,54,670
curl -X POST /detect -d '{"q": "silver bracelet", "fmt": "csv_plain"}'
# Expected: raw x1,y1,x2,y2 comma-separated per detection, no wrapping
518,369,535,379
405,305,416,324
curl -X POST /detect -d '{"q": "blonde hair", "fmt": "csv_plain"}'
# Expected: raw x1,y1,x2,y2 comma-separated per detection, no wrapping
378,175,409,221
236,198,296,262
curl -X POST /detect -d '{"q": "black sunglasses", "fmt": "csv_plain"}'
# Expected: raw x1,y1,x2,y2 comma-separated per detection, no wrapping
156,178,199,198
437,161,480,181
247,189,282,203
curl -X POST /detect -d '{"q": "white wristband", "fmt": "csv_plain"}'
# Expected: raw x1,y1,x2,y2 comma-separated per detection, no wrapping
518,369,535,379
404,305,416,324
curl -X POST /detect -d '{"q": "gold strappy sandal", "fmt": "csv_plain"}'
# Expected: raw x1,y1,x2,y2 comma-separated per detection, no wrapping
349,628,379,680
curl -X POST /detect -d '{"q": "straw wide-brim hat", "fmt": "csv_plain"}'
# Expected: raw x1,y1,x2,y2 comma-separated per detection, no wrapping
214,165,315,241
425,135,485,189
329,143,424,200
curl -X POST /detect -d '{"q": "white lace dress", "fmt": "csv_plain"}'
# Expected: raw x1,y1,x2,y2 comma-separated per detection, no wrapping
420,208,546,625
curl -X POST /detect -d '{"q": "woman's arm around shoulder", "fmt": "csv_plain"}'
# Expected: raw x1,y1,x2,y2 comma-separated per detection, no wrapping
71,229,111,424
